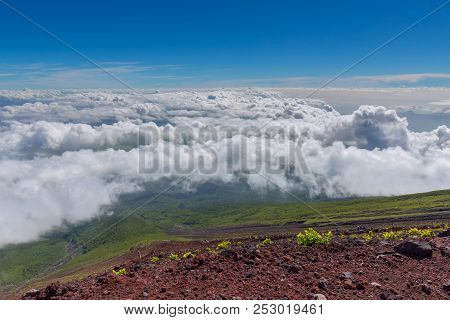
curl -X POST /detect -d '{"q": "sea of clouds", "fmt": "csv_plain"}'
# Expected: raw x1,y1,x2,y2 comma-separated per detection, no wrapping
0,88,449,247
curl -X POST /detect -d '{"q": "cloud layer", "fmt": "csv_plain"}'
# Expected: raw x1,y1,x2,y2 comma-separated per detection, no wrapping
0,88,449,247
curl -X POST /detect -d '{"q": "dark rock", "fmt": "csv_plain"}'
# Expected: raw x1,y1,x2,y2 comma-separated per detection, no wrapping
421,283,432,295
379,292,388,300
318,278,329,290
43,283,59,299
440,247,450,258
287,265,300,274
437,229,450,237
394,241,432,259
393,295,404,300
356,282,365,290
443,282,450,292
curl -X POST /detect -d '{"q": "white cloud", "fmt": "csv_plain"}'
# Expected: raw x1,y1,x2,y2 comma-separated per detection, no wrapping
0,88,449,247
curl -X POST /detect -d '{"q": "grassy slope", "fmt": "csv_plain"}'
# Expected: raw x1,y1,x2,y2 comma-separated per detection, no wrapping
1,189,449,291
0,240,67,288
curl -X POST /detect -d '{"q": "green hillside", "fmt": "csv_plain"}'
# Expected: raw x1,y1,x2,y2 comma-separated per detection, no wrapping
1,188,449,292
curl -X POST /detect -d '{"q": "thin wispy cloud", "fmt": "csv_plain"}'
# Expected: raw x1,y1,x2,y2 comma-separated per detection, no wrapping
352,73,450,83
0,62,189,88
209,73,450,88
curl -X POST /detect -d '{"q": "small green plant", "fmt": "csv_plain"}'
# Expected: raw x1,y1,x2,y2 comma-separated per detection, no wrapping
361,230,374,242
216,241,231,250
150,256,160,263
407,227,433,238
407,227,421,237
236,241,243,246
381,231,400,240
182,251,195,259
168,253,180,261
296,228,333,246
112,268,127,276
257,238,273,247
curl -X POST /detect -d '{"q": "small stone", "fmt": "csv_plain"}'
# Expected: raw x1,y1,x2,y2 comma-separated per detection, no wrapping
440,247,450,258
393,295,404,300
389,288,399,295
380,292,388,300
343,279,354,289
311,293,327,300
142,292,149,297
318,278,329,290
421,283,432,295
437,229,450,237
287,265,300,274
370,282,382,288
24,289,40,298
356,282,365,290
340,272,353,280
442,282,450,292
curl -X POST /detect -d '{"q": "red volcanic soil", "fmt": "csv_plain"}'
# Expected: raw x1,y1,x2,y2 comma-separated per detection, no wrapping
21,231,450,300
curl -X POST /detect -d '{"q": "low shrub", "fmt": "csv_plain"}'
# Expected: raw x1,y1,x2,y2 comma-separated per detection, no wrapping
407,227,433,238
296,228,333,246
361,230,374,242
112,268,127,276
182,251,195,259
381,231,401,240
216,241,231,250
257,238,273,247
168,253,180,261
150,256,160,263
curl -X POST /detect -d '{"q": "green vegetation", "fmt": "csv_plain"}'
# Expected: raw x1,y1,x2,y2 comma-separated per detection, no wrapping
216,241,231,250
112,268,127,276
0,240,67,289
361,230,375,242
381,231,399,240
358,226,440,242
257,238,273,247
182,252,195,259
150,256,160,263
1,188,449,291
168,253,180,261
296,228,333,246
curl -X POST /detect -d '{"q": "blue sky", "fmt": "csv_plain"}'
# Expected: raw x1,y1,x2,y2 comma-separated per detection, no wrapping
0,0,449,88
